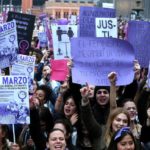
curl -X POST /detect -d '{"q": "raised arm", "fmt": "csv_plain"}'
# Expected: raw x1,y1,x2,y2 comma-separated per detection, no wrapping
54,80,69,112
80,85,102,137
108,72,117,111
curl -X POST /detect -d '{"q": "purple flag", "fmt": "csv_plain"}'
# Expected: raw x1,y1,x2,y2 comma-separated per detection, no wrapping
79,6,116,37
45,18,53,48
39,13,47,20
127,21,150,67
71,37,135,86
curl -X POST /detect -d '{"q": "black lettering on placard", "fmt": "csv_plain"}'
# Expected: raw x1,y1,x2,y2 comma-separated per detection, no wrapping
108,20,113,29
102,31,110,37
97,20,113,29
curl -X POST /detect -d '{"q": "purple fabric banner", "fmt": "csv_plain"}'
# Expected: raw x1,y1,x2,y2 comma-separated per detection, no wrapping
45,18,53,48
71,37,135,86
79,6,116,37
127,21,150,67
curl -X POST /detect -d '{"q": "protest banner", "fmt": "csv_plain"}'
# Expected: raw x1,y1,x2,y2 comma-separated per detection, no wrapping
96,17,117,38
71,37,135,86
38,32,48,48
50,59,68,81
51,25,77,59
11,54,36,93
7,11,35,55
0,76,29,124
79,6,116,37
0,20,18,69
127,21,150,67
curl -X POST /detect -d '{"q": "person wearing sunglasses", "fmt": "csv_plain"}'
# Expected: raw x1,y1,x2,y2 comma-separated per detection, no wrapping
107,127,139,150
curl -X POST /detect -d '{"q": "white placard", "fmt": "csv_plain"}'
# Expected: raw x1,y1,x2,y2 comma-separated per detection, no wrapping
96,18,117,38
0,76,29,124
51,25,77,59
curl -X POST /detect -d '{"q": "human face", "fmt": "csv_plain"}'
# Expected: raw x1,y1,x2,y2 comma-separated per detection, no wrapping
33,80,38,94
112,113,128,132
96,89,109,106
0,126,5,139
42,66,51,78
64,98,76,118
53,123,67,138
123,102,137,121
47,130,66,150
35,90,46,105
117,134,135,150
88,85,95,99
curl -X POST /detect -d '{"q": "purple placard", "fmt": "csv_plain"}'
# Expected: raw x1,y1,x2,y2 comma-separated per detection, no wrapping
71,37,135,86
79,6,116,37
127,21,150,67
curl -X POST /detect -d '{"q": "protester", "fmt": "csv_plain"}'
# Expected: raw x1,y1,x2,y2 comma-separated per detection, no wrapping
0,5,150,150
53,119,76,150
107,127,139,150
46,129,66,150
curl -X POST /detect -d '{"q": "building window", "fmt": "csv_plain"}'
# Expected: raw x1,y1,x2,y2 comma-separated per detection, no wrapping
64,0,69,2
88,0,93,3
55,0,61,2
64,12,69,18
80,0,85,3
56,11,61,18
72,0,77,3
72,12,77,15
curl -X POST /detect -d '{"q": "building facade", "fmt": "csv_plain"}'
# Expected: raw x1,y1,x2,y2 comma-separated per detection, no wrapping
0,0,149,20
36,0,95,18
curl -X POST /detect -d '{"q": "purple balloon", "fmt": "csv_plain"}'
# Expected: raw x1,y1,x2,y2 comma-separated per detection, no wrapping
58,19,70,25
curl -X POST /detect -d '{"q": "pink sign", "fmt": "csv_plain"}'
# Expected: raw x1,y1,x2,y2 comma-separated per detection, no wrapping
50,59,68,81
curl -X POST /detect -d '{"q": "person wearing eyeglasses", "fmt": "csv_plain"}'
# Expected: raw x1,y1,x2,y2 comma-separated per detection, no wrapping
107,127,139,150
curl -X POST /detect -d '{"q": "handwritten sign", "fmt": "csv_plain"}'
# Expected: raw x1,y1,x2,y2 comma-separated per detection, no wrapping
0,76,29,124
51,25,77,59
127,21,150,67
71,37,135,86
7,11,35,55
0,20,18,69
96,18,117,38
79,6,116,37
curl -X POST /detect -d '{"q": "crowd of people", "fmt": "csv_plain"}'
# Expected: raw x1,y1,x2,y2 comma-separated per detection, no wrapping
0,11,150,150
